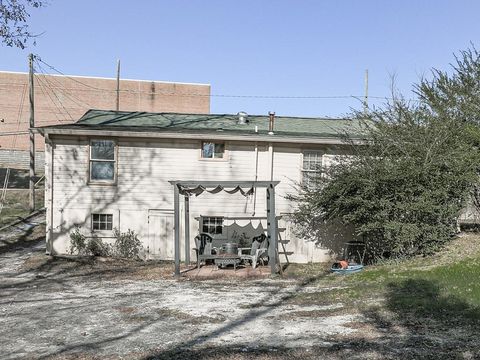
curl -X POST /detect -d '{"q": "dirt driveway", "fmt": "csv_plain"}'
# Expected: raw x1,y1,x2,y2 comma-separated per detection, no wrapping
0,218,371,359
4,220,477,359
0,245,363,359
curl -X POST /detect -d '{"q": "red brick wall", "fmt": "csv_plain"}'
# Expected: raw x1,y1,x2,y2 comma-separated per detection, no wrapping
0,72,211,151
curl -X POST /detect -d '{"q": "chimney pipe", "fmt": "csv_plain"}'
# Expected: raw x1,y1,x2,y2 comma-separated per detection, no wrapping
268,111,275,135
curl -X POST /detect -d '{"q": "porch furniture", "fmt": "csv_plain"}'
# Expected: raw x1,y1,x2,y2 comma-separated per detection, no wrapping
193,233,216,269
214,253,241,270
238,233,268,269
221,242,239,255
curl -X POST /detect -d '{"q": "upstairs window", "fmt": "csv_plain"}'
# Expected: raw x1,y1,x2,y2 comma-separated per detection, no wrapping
201,216,224,235
90,140,116,182
302,151,324,186
201,142,225,159
92,213,113,231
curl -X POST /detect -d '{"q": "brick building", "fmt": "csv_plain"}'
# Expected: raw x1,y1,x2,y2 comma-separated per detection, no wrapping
0,71,210,169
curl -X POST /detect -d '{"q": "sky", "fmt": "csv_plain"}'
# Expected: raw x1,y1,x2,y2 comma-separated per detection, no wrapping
2,0,480,118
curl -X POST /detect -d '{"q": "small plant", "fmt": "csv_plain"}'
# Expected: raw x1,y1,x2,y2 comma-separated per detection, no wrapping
113,228,141,259
87,237,112,257
69,226,87,255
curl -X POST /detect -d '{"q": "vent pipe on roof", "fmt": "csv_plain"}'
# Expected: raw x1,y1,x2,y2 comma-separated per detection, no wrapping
268,111,275,135
237,111,248,125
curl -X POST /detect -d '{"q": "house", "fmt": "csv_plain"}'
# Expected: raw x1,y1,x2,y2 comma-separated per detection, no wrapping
36,109,363,264
0,71,210,170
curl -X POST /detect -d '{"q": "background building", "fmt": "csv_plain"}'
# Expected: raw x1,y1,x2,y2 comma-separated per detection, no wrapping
0,71,210,170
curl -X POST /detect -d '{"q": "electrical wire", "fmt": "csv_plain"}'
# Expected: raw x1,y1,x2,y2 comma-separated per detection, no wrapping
35,56,419,102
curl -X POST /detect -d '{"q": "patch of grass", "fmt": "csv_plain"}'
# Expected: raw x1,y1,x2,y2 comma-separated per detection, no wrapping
0,189,44,227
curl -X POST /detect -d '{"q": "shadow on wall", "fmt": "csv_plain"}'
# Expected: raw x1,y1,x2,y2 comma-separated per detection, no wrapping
50,141,161,255
290,217,359,260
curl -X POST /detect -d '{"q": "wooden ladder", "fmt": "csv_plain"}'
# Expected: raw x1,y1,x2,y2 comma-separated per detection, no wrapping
277,227,292,274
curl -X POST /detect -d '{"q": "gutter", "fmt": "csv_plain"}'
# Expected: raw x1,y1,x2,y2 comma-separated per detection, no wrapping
34,127,360,145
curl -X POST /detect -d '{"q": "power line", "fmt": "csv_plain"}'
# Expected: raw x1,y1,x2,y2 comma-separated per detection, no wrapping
35,56,420,102
34,74,71,122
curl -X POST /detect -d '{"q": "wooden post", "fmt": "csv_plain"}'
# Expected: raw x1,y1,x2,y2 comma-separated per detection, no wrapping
267,184,277,274
28,53,35,212
116,59,120,111
174,184,180,276
184,195,190,264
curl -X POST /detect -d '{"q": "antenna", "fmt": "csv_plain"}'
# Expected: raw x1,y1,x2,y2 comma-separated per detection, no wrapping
364,69,369,114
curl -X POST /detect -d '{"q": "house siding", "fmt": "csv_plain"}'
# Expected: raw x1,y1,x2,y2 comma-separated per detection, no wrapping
46,136,354,262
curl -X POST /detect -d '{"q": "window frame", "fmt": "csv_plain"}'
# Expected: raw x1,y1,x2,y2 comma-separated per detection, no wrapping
88,139,118,185
301,150,324,186
201,216,224,235
199,141,228,161
91,213,113,231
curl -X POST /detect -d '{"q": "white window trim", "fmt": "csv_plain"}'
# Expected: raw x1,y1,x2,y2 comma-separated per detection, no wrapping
89,210,119,237
199,141,229,161
301,150,324,185
88,139,118,185
201,216,224,235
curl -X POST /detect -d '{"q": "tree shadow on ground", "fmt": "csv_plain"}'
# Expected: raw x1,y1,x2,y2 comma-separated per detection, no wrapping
142,278,480,360
324,278,480,359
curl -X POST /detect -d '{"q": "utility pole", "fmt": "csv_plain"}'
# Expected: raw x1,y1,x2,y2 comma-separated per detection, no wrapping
28,53,35,212
116,59,120,111
364,69,369,115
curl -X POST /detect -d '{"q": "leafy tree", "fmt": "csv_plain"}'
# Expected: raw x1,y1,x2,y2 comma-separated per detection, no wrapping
288,48,480,262
0,0,43,49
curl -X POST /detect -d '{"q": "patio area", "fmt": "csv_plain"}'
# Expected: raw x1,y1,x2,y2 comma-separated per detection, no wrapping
181,263,272,279
169,180,281,276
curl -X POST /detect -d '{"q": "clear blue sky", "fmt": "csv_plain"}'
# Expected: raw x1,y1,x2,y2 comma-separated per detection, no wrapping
2,0,480,117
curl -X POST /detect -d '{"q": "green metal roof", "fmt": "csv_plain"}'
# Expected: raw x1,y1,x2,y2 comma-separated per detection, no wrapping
38,109,365,139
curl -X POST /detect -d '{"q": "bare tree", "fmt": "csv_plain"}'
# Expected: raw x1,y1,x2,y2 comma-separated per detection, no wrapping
0,0,44,49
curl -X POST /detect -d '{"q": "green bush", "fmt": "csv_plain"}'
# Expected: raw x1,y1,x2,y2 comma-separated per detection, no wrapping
289,48,480,262
87,237,112,257
69,226,87,255
113,228,141,259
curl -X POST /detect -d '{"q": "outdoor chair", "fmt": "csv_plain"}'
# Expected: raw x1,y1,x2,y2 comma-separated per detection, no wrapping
193,233,217,268
238,233,268,269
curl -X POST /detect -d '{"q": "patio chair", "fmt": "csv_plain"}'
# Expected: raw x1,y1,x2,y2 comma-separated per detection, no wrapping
193,233,216,268
238,233,268,269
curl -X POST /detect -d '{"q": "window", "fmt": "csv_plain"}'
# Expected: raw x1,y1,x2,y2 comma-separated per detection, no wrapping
201,141,225,159
302,151,324,186
202,216,223,235
90,140,116,182
92,214,113,231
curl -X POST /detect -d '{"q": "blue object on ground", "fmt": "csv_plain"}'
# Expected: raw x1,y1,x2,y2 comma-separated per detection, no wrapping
330,263,364,274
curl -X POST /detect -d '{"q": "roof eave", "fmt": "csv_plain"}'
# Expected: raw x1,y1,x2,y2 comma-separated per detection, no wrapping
34,127,360,145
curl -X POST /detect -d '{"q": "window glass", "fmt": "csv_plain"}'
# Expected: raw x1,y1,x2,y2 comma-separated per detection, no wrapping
302,151,324,186
202,217,223,234
202,142,224,159
92,214,113,231
91,140,115,160
91,161,115,181
90,140,116,182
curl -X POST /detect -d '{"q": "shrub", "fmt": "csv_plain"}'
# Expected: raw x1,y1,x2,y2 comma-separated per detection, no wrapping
69,226,87,255
87,237,112,257
113,228,141,259
288,48,480,262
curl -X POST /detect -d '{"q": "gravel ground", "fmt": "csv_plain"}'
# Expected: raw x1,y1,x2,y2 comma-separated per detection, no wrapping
0,218,364,359
3,216,477,359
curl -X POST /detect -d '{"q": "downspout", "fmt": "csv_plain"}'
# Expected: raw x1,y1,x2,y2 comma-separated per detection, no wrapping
45,133,54,255
251,141,259,216
268,112,275,181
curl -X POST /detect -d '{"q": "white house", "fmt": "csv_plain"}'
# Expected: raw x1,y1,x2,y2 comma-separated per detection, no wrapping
36,110,363,264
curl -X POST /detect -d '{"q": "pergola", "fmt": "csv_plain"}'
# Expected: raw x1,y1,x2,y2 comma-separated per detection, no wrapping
169,180,280,276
